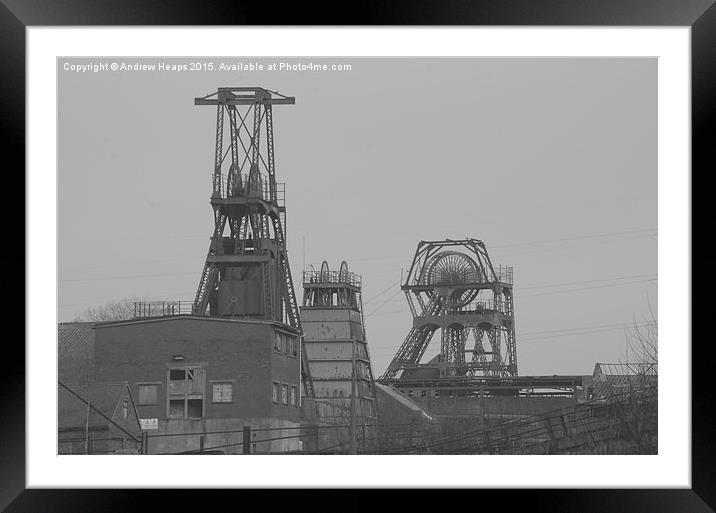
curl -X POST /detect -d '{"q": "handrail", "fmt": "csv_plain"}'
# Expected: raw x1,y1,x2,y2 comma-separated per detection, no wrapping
303,270,362,287
133,301,193,318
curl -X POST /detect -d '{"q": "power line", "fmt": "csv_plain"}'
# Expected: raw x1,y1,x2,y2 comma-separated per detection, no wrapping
318,232,656,279
520,322,657,343
362,280,401,303
305,228,657,268
517,278,656,299
359,276,657,314
364,288,404,318
363,320,657,355
58,381,141,443
59,230,656,284
519,320,656,338
60,271,198,283
491,228,655,250
495,233,656,259
518,273,657,291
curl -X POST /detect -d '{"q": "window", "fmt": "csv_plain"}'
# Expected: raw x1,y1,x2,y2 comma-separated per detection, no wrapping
169,369,185,381
169,399,184,418
167,367,205,419
137,384,158,405
274,332,298,357
281,384,289,405
272,381,280,403
212,382,233,403
187,398,203,418
274,333,282,353
290,385,297,406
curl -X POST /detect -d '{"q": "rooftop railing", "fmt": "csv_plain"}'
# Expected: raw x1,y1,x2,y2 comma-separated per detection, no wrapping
133,301,193,318
493,266,513,285
213,172,285,206
303,270,362,288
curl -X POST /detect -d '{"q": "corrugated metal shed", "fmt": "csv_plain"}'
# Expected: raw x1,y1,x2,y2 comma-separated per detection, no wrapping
591,362,657,398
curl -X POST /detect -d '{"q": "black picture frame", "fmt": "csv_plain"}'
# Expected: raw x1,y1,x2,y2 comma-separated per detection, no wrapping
3,1,713,511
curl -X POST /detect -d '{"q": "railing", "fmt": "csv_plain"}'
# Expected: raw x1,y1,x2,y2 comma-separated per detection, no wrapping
212,172,285,206
133,301,194,318
303,269,362,288
493,266,513,285
374,384,657,455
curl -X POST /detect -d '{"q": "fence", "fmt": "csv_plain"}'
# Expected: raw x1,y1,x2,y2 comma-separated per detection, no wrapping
373,384,657,455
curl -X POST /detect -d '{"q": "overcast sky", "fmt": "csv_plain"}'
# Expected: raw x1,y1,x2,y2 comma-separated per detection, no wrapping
58,57,657,376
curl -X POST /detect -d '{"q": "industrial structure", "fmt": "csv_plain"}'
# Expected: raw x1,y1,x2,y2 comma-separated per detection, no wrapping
57,87,657,455
381,238,518,381
57,88,311,454
300,261,377,437
190,87,313,399
377,238,590,404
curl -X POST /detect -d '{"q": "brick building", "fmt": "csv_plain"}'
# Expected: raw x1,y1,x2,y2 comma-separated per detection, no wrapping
91,315,302,454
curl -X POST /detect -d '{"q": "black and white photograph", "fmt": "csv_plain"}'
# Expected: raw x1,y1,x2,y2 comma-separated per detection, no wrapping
57,56,658,456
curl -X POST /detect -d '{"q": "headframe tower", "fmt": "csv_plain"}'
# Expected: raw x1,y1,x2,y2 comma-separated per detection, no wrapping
380,238,517,381
301,261,377,429
192,87,314,398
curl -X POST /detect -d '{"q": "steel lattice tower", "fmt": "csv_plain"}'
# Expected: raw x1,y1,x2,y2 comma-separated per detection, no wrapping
192,87,314,398
381,239,517,380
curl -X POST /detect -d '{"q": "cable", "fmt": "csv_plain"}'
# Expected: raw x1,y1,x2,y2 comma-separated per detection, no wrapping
68,230,653,284
302,228,657,268
58,381,141,443
363,288,403,318
517,278,656,299
356,276,657,317
362,280,401,303
60,271,198,283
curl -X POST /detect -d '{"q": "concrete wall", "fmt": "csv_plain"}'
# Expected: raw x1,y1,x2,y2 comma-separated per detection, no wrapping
145,417,301,454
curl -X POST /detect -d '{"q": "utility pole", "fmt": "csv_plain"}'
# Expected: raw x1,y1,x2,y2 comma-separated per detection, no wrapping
84,381,91,454
349,338,357,454
243,425,251,454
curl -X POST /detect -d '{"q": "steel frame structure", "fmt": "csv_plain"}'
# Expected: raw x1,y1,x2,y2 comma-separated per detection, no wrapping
192,87,314,398
380,238,517,381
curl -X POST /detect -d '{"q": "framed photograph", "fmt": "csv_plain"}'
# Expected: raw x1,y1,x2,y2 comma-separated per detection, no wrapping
5,0,713,511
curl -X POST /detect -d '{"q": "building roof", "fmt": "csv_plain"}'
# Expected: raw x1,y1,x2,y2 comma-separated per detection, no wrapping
375,383,433,421
593,362,658,377
591,362,657,399
58,322,94,357
58,381,141,439
58,322,95,382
